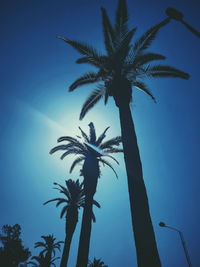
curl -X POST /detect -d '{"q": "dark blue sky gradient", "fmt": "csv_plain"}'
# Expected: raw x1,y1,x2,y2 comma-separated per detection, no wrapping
0,0,200,266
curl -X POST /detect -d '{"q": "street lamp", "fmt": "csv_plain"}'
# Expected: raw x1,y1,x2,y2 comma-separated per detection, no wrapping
165,7,200,38
159,222,192,267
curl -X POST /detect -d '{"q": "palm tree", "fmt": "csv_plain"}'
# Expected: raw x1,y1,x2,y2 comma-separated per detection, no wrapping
50,122,122,267
88,258,108,267
34,235,63,267
44,179,100,267
57,0,190,266
28,254,59,267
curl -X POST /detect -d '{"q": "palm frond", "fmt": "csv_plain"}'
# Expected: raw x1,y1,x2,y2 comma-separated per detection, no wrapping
104,154,119,165
103,148,123,153
60,206,68,218
69,72,101,91
99,158,118,178
133,81,156,102
88,122,96,144
78,126,89,142
58,37,100,58
146,65,190,79
93,200,101,208
126,53,166,68
115,0,128,36
50,145,69,154
43,198,67,206
133,19,170,53
95,126,110,146
101,7,115,55
115,27,137,62
60,148,85,160
76,56,108,69
79,87,104,120
100,136,122,149
70,157,85,173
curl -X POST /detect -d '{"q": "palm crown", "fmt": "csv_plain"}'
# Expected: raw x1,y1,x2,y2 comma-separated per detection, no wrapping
58,0,189,117
88,258,108,267
44,179,100,222
34,234,63,258
50,122,122,178
28,254,59,267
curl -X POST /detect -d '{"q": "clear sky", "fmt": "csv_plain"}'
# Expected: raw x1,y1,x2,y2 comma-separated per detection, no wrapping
0,0,200,266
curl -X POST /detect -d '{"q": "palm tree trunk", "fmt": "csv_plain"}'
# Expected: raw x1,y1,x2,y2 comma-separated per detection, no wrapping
76,194,93,267
60,229,75,267
118,102,161,267
76,157,99,267
60,209,78,267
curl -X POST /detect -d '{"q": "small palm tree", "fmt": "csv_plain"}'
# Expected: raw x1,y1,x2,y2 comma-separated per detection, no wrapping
88,258,108,267
50,122,122,267
28,253,59,267
57,0,189,266
44,179,100,267
34,235,63,266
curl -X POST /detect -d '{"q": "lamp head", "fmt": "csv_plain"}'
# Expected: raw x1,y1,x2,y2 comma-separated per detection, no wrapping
166,7,184,21
159,222,166,227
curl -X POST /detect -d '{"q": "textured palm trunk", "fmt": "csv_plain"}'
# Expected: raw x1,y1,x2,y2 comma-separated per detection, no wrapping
76,156,99,267
60,209,78,267
118,102,161,267
45,251,52,267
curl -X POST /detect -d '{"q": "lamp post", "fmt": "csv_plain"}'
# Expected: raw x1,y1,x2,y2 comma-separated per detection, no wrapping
159,222,192,267
165,7,200,38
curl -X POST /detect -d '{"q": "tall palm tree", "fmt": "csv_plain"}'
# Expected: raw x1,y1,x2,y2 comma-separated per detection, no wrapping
50,122,122,267
88,258,108,267
44,179,100,267
34,234,63,267
57,0,190,266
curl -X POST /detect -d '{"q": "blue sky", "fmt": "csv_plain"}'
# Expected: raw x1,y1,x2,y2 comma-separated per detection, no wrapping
0,0,200,266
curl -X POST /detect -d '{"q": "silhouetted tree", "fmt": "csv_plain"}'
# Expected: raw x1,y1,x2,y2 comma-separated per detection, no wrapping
57,0,189,266
34,234,62,267
0,224,31,267
44,179,100,267
28,253,59,267
50,122,122,267
88,258,108,267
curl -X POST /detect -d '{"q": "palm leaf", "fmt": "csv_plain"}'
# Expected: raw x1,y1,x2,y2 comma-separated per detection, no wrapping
50,145,69,154
60,206,68,218
70,157,85,173
115,0,128,36
60,148,85,160
100,136,122,149
133,81,156,102
99,158,118,178
146,65,190,79
93,199,101,208
95,126,110,146
69,72,101,91
103,148,123,153
78,126,90,142
58,37,100,58
101,7,115,55
43,198,67,206
133,19,170,53
76,55,108,69
88,122,96,144
126,53,166,69
79,87,104,120
115,27,137,63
